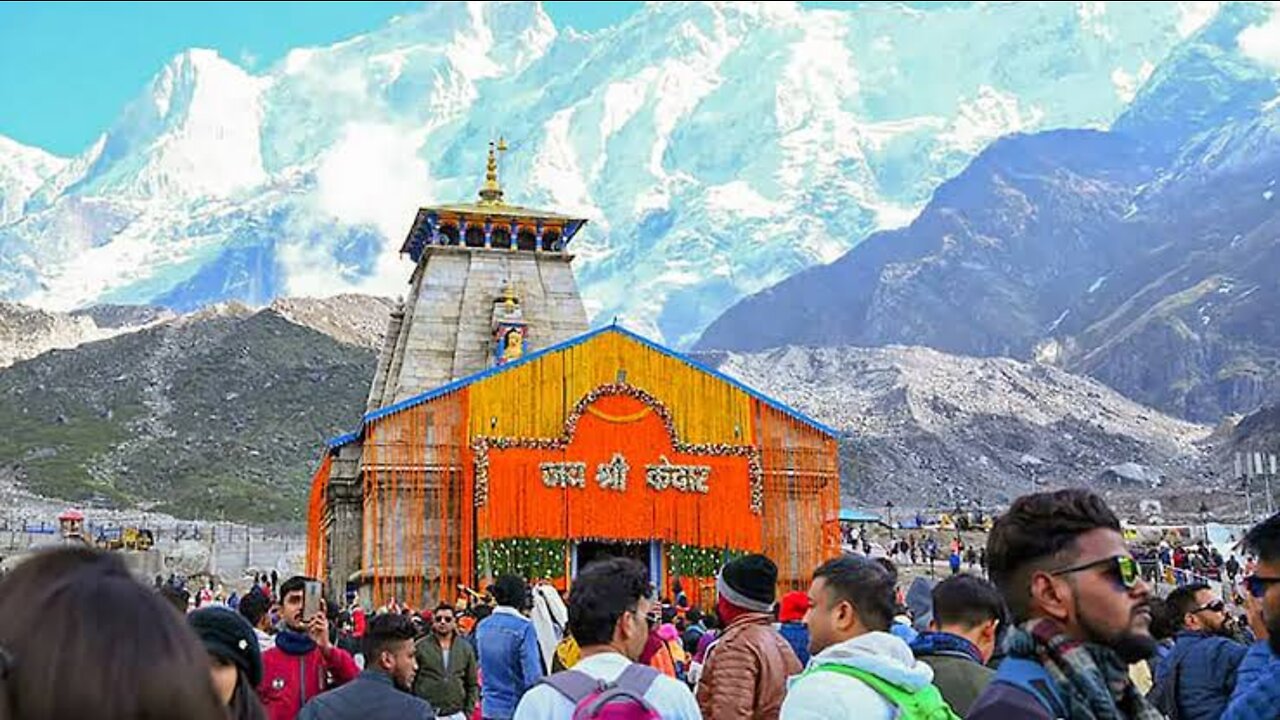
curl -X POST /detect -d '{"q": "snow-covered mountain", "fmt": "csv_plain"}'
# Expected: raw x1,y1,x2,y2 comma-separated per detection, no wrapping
0,1,1233,345
0,137,67,225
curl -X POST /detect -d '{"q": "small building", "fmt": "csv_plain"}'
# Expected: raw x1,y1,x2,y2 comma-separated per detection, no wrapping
307,144,842,608
57,509,86,544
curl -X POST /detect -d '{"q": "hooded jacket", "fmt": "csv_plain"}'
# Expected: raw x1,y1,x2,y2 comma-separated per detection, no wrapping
780,631,937,720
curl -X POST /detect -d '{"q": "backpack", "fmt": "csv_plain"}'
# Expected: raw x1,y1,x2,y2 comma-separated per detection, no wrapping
539,664,663,720
990,657,1068,719
807,663,961,720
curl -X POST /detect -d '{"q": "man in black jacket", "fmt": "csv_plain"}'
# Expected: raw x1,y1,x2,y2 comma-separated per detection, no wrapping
299,612,434,720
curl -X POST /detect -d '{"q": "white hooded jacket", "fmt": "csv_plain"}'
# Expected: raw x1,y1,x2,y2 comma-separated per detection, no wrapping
780,631,936,720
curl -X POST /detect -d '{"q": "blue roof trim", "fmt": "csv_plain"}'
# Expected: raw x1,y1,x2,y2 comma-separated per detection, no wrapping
326,431,359,450
361,325,615,425
352,324,838,439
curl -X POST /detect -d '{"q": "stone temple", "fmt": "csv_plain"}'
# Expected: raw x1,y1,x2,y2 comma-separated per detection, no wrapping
307,144,841,609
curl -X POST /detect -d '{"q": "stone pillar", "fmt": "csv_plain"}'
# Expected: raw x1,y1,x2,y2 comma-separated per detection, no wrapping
484,221,493,249
509,221,518,250
536,220,544,251
326,443,364,604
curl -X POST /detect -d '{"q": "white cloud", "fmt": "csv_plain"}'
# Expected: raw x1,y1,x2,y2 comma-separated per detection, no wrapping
1176,2,1221,38
1111,61,1156,102
280,122,428,299
1238,7,1280,71
315,122,428,242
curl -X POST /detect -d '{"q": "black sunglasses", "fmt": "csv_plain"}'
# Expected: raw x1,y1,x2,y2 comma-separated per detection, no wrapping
1189,599,1226,614
1245,574,1280,599
1049,555,1140,590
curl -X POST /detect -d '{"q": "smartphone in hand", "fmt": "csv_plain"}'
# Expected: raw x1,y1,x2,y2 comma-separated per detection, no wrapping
303,580,322,619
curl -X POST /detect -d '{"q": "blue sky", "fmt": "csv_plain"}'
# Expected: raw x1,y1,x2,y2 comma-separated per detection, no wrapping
0,1,923,156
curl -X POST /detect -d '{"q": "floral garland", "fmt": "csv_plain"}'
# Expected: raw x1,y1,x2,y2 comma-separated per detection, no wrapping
666,543,745,579
645,455,710,494
471,384,763,514
541,462,586,489
596,453,629,492
479,537,567,580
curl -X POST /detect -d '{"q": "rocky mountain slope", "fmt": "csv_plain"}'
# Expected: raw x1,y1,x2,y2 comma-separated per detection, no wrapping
700,344,1214,510
0,291,1230,522
698,4,1280,423
0,301,375,523
0,301,175,368
268,294,397,350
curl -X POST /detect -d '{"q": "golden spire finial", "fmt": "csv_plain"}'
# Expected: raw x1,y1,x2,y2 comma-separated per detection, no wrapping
479,136,507,205
500,277,519,307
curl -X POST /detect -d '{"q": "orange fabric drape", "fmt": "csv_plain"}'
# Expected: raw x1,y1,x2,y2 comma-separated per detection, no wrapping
755,400,841,591
361,390,471,609
479,393,763,552
305,454,332,581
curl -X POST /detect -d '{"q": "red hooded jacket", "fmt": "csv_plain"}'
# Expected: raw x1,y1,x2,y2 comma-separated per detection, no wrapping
257,631,359,720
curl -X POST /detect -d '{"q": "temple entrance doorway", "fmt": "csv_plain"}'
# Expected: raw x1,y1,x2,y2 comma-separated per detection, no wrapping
572,540,661,590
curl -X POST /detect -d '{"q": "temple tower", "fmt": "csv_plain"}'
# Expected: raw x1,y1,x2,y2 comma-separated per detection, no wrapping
323,142,591,602
366,140,590,410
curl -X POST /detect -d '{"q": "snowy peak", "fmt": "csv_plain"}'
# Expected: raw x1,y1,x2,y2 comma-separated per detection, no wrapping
1114,2,1280,153
69,48,269,201
0,136,68,224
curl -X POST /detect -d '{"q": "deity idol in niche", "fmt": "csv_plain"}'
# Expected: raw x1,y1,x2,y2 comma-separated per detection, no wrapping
498,325,526,364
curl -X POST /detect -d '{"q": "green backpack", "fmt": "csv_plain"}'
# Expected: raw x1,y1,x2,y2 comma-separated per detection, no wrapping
805,663,962,720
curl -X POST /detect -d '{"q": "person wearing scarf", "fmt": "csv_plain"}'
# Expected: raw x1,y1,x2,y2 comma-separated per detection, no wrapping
968,490,1163,720
257,577,359,720
696,554,800,720
909,574,1003,715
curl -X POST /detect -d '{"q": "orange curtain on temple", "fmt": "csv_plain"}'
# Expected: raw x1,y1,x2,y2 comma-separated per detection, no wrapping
479,393,763,552
305,454,332,581
755,400,841,590
361,390,472,609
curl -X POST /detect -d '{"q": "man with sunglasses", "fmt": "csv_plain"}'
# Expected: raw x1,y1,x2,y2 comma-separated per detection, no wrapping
1222,512,1280,720
414,603,480,720
1150,583,1246,719
968,489,1163,720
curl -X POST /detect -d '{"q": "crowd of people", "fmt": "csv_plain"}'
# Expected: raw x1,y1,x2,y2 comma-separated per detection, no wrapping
4,488,1280,719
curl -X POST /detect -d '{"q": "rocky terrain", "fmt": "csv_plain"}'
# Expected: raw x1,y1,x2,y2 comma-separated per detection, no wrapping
268,294,397,350
0,289,1260,523
0,301,174,368
0,299,376,523
699,344,1216,514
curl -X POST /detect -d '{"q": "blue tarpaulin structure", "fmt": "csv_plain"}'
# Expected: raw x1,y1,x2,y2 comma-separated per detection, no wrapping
839,508,882,523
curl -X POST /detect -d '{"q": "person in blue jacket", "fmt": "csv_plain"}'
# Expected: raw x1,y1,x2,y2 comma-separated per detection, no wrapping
1223,512,1280,720
1153,582,1247,719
